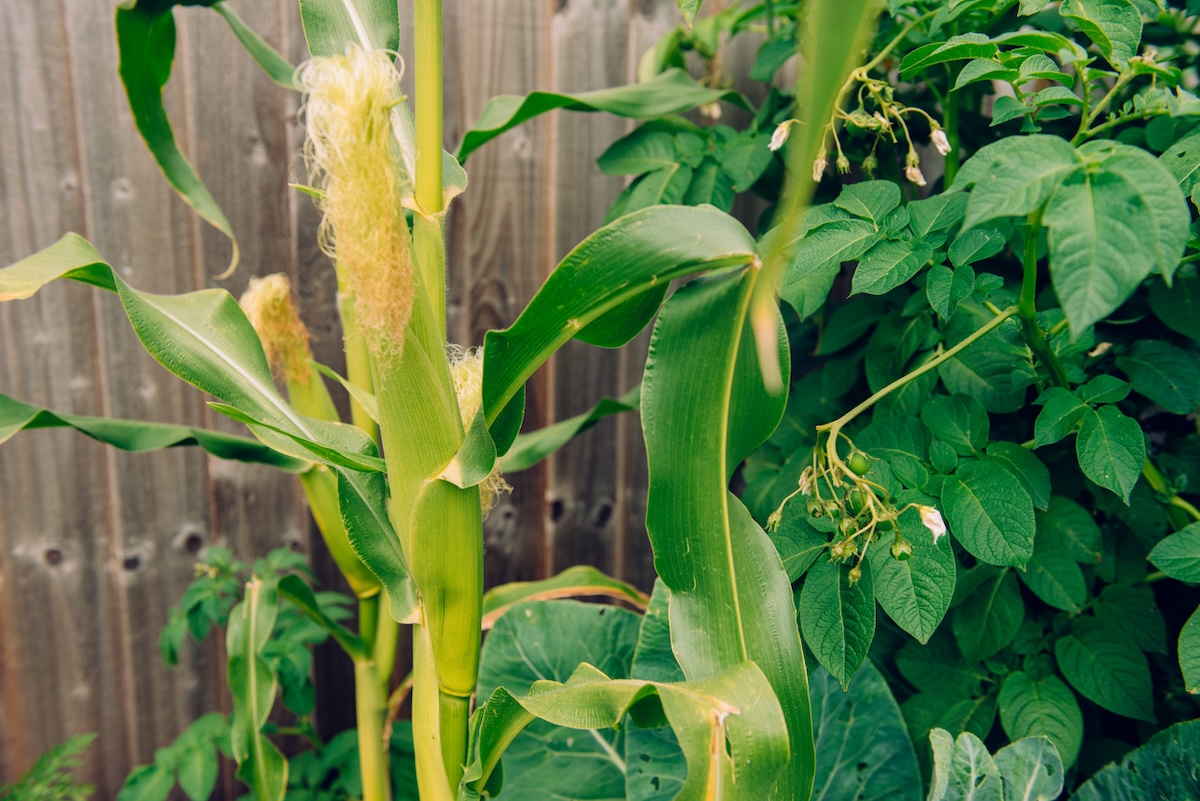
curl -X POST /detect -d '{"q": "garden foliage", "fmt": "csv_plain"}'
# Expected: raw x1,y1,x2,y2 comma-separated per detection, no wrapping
2,0,1200,799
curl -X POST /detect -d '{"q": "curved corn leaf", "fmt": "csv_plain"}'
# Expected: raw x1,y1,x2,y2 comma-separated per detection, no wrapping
0,234,419,621
481,565,650,629
277,574,366,658
481,205,757,447
458,69,752,162
642,268,814,799
227,577,287,801
460,661,788,801
116,3,239,272
0,391,306,471
213,3,297,89
502,385,640,473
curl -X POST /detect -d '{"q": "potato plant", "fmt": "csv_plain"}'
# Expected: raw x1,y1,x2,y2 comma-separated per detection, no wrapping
4,0,1200,799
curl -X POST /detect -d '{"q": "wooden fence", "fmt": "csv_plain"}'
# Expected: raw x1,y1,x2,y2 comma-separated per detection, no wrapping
0,0,764,794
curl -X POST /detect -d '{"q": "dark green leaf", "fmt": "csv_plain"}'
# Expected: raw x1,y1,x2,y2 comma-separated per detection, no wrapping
770,516,829,582
1180,606,1200,694
852,240,935,296
1054,618,1154,721
948,229,1006,268
1147,522,1200,581
1036,496,1101,564
952,568,1024,662
927,264,976,320
833,181,902,224
1117,340,1200,414
922,395,990,456
1021,522,1087,612
908,193,968,237
116,6,237,269
982,442,1051,511
1093,584,1168,654
1033,388,1088,447
1075,405,1145,502
800,557,876,689
952,135,1079,231
809,662,922,801
1076,375,1132,404
900,35,998,79
998,672,1083,768
116,763,176,801
868,507,956,643
1059,0,1142,68
1072,719,1200,800
943,460,1036,567
938,304,1030,414
1148,271,1200,345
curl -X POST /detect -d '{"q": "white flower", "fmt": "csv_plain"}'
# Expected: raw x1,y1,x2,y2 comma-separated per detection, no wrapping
931,127,952,156
768,121,791,151
905,163,927,187
798,467,815,496
812,155,827,182
919,505,947,543
700,102,722,121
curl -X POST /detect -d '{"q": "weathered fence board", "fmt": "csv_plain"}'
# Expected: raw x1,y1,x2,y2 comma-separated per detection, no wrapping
0,0,746,794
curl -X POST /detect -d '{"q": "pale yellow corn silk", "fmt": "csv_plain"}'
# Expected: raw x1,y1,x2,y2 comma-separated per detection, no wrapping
448,345,511,517
239,273,313,386
299,46,413,363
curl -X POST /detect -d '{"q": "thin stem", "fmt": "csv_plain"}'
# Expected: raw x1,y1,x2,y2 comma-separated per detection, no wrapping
942,69,961,184
1073,72,1133,145
818,305,1019,438
1143,459,1200,524
355,658,391,801
373,595,401,696
414,0,447,336
1019,211,1071,388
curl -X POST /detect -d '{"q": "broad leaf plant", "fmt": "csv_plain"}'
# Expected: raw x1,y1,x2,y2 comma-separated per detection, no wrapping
3,0,1200,799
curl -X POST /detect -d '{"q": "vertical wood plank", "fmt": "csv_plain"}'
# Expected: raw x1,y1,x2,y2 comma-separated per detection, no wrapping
60,0,221,783
543,0,632,582
447,0,552,589
0,1,150,789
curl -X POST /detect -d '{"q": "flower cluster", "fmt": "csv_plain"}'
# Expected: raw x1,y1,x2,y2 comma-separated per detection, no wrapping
768,435,946,584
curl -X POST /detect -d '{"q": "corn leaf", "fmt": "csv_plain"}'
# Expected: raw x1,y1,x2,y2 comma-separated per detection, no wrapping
226,578,287,801
457,69,752,162
0,391,306,471
503,386,640,473
116,3,239,272
481,205,757,450
461,661,788,801
0,234,420,622
642,268,814,799
213,2,297,89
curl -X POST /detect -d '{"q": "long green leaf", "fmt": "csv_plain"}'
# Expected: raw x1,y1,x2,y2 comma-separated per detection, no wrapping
226,578,287,801
298,0,398,54
116,3,238,271
482,205,756,446
0,391,306,471
0,234,419,620
458,69,751,162
277,574,366,658
642,268,814,799
213,3,297,88
461,662,789,801
502,386,640,472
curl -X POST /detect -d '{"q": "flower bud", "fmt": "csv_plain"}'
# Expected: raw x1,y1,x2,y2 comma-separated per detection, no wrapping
848,565,863,584
918,505,947,543
931,126,952,156
836,154,851,174
905,162,927,187
813,153,828,182
768,121,792,152
891,538,913,561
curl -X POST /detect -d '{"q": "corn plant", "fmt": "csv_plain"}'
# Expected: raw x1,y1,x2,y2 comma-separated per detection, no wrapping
0,0,886,799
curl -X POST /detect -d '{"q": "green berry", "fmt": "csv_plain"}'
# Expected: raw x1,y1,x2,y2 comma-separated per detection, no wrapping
848,452,872,477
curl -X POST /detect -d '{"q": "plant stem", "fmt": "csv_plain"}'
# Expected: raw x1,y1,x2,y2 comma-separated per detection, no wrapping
1018,211,1070,388
412,627,455,801
942,65,961,184
818,306,1019,436
355,657,391,801
414,0,447,336
373,595,400,696
1072,72,1133,145
1143,458,1200,526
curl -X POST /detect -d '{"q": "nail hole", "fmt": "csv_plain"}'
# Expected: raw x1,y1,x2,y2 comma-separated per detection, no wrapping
122,555,141,571
549,499,565,522
592,501,613,528
183,533,204,554
44,548,63,566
